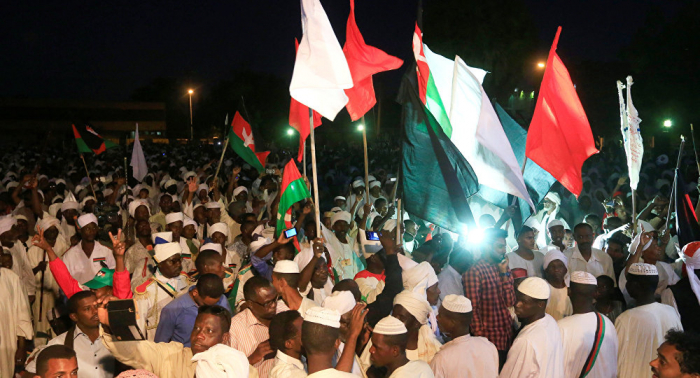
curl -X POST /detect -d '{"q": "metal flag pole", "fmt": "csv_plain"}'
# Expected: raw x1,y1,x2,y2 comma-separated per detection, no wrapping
665,136,685,231
309,109,321,238
362,116,370,206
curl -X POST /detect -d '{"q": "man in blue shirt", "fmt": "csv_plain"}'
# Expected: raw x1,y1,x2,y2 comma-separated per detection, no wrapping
154,273,230,346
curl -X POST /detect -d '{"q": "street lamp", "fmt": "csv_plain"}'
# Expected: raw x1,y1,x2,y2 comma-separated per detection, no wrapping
663,119,672,128
188,89,194,140
357,124,364,131
287,129,294,136
537,62,545,69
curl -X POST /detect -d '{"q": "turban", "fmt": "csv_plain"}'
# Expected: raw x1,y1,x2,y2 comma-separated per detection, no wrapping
184,217,198,228
61,200,79,213
208,222,229,238
233,187,248,197
128,200,150,218
681,242,700,305
393,290,431,325
191,344,250,378
249,238,270,254
36,216,60,232
200,243,223,254
164,179,177,189
322,290,356,315
77,214,98,228
304,307,340,328
545,192,561,206
629,222,654,254
48,203,62,218
402,262,438,294
331,211,351,227
352,180,364,189
165,212,184,224
152,232,173,245
543,249,568,270
154,242,181,263
293,246,315,271
334,196,346,202
198,184,209,193
518,277,550,300
369,181,381,189
205,201,222,209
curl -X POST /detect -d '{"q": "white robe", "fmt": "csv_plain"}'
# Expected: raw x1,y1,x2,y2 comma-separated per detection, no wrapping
0,268,33,378
5,243,36,295
558,313,618,378
27,236,69,344
506,250,544,278
615,302,683,378
321,224,361,281
545,284,572,321
500,314,564,378
389,360,434,378
429,335,498,378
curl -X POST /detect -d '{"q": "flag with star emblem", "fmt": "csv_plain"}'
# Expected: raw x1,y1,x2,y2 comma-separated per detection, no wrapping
228,111,270,173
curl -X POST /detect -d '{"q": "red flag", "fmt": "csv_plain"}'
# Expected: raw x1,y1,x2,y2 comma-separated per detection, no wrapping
526,27,598,197
343,0,403,121
289,39,323,163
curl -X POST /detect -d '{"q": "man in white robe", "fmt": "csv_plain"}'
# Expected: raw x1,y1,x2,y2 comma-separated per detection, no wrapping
0,267,33,377
500,277,564,378
616,263,683,378
430,295,498,378
61,214,116,284
321,211,361,281
557,272,618,378
368,315,434,378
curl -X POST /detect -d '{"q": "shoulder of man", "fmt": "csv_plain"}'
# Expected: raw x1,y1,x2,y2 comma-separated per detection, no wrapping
135,276,157,295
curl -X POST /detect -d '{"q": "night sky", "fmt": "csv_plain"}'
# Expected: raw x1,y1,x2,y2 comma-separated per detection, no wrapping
0,0,681,102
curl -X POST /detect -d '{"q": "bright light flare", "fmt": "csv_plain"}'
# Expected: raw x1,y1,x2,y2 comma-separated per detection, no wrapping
663,120,672,128
357,124,365,131
537,62,545,69
287,129,294,135
188,89,194,95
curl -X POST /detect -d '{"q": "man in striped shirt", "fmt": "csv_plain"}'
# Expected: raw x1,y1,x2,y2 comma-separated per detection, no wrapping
462,228,515,368
229,276,278,378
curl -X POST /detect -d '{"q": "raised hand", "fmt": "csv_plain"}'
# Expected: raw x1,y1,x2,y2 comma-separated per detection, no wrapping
303,201,313,215
109,229,126,258
32,226,51,251
312,237,325,258
348,303,368,339
187,177,197,193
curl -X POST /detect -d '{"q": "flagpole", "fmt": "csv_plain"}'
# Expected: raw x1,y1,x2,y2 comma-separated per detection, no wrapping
303,141,307,177
362,115,370,206
213,137,230,181
309,109,321,238
396,198,402,243
632,189,638,236
666,136,685,231
80,155,98,200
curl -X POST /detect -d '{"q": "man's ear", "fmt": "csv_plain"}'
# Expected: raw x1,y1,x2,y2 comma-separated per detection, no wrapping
69,313,78,323
221,331,231,346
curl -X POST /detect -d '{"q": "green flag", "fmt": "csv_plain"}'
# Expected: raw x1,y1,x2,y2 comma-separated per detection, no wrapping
276,159,310,252
72,124,118,155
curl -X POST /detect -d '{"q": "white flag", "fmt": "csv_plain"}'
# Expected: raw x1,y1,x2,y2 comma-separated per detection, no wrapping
423,45,533,208
289,0,353,121
618,77,643,190
130,124,147,182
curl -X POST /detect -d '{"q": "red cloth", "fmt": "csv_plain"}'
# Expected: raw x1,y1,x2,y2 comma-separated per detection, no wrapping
354,269,386,282
525,27,598,197
342,0,403,121
49,259,82,299
49,258,132,299
112,270,133,299
289,39,322,162
462,260,515,351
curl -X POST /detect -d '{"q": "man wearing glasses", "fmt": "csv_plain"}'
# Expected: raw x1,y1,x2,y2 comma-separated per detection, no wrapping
229,276,279,378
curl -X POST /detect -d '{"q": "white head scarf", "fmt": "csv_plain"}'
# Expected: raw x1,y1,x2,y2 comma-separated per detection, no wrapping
393,290,442,362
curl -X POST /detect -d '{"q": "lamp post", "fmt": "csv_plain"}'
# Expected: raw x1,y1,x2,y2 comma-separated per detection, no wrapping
537,62,545,69
188,89,194,141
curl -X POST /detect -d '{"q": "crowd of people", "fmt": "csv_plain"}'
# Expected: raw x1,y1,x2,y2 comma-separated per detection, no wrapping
1,138,700,378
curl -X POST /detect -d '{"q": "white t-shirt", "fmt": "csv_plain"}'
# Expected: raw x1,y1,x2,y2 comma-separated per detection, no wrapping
61,242,116,284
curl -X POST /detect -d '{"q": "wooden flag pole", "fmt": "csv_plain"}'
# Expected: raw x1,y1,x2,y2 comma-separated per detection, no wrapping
309,109,321,237
362,116,370,205
632,189,638,236
38,250,46,322
396,198,402,244
80,155,98,200
213,137,230,181
303,141,307,177
665,136,685,231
